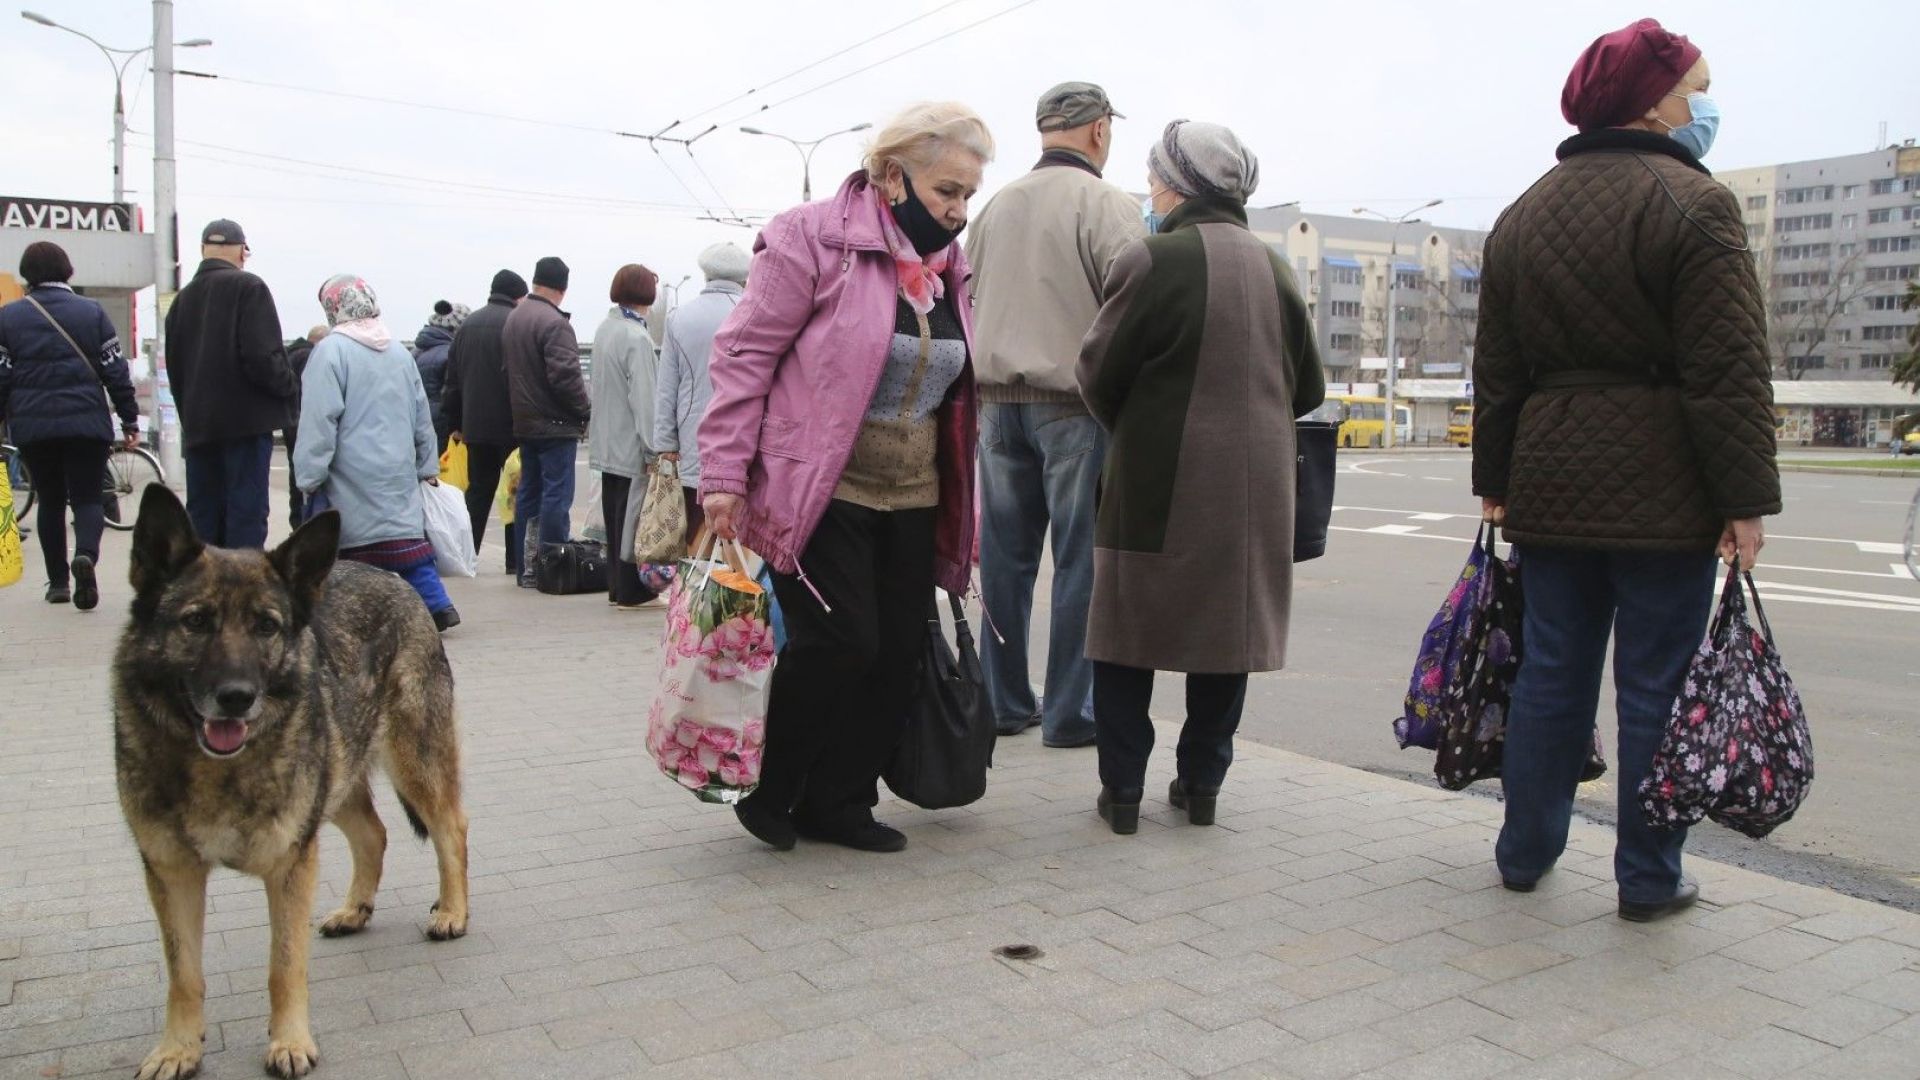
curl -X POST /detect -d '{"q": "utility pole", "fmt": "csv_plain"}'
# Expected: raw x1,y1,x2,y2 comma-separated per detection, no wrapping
151,0,181,480
741,123,872,202
1355,200,1443,448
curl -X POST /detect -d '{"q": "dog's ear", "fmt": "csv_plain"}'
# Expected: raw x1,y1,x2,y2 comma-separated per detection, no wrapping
269,510,340,620
130,485,205,594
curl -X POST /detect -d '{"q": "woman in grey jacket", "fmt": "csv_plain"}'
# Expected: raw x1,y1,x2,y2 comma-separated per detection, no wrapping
587,263,660,608
654,242,747,542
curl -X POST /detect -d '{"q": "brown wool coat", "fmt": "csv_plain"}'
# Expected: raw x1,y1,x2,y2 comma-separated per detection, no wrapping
1077,197,1326,674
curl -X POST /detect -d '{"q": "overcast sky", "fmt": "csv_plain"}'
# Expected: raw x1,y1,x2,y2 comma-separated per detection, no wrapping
6,0,1919,360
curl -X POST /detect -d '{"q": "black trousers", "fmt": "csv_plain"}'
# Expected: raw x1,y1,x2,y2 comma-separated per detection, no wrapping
751,500,936,826
282,429,304,529
599,472,653,605
19,437,109,587
463,441,512,554
1092,662,1250,793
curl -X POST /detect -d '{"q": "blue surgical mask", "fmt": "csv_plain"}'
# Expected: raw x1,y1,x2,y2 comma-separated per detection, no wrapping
1141,197,1165,235
1664,91,1720,160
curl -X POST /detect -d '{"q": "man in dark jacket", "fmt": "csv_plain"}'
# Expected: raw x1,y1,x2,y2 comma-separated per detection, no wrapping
443,269,528,557
163,219,294,547
281,325,324,528
502,257,589,586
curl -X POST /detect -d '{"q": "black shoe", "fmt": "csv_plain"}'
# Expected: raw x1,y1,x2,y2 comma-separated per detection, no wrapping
1042,731,1098,749
1096,786,1142,835
1168,778,1219,826
433,607,461,633
1619,880,1701,923
734,798,797,851
45,582,71,604
1501,877,1537,893
996,715,1040,737
69,555,98,611
793,814,907,853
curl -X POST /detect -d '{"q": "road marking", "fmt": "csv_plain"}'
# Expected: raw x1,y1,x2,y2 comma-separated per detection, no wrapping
1422,476,1455,482
1749,580,1920,607
1328,526,1472,544
1409,512,1454,521
1364,524,1426,535
1332,505,1474,519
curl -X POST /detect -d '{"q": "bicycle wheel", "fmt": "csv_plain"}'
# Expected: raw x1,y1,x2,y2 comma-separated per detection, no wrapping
103,446,166,531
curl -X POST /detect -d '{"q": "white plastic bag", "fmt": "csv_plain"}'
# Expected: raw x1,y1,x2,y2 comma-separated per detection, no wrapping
422,479,477,578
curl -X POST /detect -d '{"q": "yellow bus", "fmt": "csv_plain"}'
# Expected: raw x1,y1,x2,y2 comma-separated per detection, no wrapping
1448,404,1473,447
1306,395,1412,448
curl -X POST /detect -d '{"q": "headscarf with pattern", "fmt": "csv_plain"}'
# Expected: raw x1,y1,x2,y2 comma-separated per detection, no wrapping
318,274,392,350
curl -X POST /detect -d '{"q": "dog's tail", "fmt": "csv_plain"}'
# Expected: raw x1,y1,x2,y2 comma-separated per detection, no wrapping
396,796,430,841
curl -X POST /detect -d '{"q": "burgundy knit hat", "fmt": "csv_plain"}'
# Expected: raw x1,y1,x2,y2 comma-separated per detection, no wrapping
1560,18,1701,132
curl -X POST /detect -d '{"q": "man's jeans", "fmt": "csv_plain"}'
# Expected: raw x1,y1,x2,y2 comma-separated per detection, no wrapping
183,433,274,548
978,401,1104,746
515,438,577,581
1495,545,1716,904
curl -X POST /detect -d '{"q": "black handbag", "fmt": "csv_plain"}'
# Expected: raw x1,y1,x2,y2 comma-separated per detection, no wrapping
884,590,996,809
535,540,608,595
1294,420,1338,562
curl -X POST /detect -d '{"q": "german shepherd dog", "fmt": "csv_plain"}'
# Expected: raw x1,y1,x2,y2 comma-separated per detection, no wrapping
113,487,469,1079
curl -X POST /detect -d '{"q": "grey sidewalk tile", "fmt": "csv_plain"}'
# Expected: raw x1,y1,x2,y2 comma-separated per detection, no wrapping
1352,1035,1526,1080
1775,993,1909,1047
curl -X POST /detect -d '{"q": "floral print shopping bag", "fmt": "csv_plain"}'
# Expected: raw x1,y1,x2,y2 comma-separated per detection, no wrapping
646,535,777,803
1640,566,1813,839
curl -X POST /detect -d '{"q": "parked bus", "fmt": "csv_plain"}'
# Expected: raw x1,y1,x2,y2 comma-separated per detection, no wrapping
1306,395,1412,448
1448,404,1473,447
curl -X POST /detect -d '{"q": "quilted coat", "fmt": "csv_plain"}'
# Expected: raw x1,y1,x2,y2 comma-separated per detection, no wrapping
1472,129,1781,551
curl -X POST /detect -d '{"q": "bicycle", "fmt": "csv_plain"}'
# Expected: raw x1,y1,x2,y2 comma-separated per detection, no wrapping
1,440,167,532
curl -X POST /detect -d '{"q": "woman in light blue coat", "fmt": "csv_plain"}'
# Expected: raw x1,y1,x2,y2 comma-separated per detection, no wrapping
654,242,747,542
294,274,459,630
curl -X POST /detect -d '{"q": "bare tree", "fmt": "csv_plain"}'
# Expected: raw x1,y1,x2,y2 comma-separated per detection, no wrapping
1893,280,1920,394
1762,244,1888,380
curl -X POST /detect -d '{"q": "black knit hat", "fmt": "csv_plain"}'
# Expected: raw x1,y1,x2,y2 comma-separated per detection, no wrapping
532,256,569,291
490,269,529,300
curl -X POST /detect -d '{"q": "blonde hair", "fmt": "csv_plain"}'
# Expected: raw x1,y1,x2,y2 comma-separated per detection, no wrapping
863,101,995,184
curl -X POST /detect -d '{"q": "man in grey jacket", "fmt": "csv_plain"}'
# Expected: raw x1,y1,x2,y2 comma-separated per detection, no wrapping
964,82,1145,748
655,242,748,542
503,256,589,586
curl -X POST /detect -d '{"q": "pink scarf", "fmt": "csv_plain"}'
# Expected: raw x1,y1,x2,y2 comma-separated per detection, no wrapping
872,188,950,317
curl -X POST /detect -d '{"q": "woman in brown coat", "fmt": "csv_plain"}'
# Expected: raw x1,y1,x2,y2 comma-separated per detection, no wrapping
1077,120,1325,835
1474,18,1780,922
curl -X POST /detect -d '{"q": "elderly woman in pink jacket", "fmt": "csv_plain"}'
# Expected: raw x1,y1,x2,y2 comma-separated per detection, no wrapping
699,102,994,854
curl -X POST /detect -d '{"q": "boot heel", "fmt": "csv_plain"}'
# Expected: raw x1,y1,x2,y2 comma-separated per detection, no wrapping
1097,787,1142,835
1169,779,1219,826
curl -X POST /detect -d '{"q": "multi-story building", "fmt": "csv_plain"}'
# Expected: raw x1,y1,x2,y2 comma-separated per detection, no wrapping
1245,206,1488,388
1719,141,1920,381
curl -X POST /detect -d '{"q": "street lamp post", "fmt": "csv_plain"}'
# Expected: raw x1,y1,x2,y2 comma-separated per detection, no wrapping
1354,200,1443,448
740,122,872,202
20,10,209,203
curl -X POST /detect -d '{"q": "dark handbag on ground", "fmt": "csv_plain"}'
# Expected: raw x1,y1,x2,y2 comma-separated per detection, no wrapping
1294,420,1337,562
535,539,608,595
1640,566,1813,839
884,590,995,809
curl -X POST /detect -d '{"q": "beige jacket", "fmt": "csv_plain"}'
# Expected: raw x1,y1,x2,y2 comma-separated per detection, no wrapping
965,153,1144,403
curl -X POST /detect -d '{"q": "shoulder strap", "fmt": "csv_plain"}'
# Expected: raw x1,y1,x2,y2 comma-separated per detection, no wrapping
21,296,94,372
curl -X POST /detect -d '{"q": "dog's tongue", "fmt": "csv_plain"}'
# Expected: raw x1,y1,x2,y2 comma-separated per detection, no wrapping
203,719,248,754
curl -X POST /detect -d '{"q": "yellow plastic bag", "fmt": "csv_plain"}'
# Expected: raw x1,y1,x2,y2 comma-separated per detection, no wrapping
439,434,469,491
0,459,22,588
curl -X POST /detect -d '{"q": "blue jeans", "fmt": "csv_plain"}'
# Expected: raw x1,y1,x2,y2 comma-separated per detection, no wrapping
515,438,577,577
1495,545,1717,904
978,402,1104,745
184,434,274,548
397,559,453,614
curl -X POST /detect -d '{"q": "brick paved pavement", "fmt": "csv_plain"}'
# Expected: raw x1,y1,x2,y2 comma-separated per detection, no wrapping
4,522,1920,1079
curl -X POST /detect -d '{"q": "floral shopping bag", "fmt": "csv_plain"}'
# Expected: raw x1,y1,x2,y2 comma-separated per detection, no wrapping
0,460,22,588
646,534,777,803
1640,566,1813,839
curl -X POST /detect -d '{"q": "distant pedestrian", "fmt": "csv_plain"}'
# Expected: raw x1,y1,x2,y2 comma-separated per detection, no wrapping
283,325,326,529
504,257,589,587
702,102,993,854
655,242,748,544
965,81,1143,748
163,219,295,548
588,263,662,608
293,275,459,631
0,241,140,609
1476,19,1779,923
414,300,470,453
496,447,522,575
1077,120,1326,835
442,269,528,560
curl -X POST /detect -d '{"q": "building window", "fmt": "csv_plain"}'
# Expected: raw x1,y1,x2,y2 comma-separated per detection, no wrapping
1746,223,1767,241
1865,265,1919,282
1780,185,1835,203
1325,265,1363,286
1774,299,1828,316
1869,208,1893,224
1773,271,1833,288
1844,184,1861,199
1773,242,1832,261
1329,332,1359,351
1870,177,1920,195
1456,278,1481,295
1747,195,1769,210
1861,325,1911,340
1840,243,1858,256
1327,300,1362,319
1392,271,1426,291
1868,236,1915,253
1393,306,1424,324
1859,354,1895,370
1841,214,1858,230
1867,295,1905,311
1773,214,1834,232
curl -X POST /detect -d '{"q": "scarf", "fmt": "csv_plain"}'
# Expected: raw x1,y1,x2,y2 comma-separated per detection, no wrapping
871,187,950,317
318,274,394,350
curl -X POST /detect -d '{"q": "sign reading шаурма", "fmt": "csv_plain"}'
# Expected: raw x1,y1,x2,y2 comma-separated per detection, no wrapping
0,197,134,232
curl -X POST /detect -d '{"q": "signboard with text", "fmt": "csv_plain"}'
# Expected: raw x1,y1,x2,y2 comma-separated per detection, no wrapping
1,197,134,232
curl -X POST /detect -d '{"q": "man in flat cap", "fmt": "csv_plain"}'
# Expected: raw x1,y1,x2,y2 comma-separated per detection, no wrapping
964,81,1144,749
164,218,294,547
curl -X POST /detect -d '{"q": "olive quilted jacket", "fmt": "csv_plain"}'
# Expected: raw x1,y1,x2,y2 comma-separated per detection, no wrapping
1472,129,1781,551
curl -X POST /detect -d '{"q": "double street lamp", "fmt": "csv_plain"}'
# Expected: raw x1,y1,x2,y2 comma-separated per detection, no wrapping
1354,199,1444,448
740,122,872,203
20,10,210,204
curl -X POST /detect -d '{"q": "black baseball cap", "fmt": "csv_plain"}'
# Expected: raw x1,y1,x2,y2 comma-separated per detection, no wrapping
201,219,248,247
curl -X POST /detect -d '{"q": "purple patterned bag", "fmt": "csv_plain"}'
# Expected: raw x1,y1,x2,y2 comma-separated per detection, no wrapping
1394,528,1498,752
1640,567,1813,839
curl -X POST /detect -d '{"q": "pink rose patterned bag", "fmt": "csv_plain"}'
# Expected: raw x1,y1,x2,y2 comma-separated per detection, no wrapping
1640,566,1813,839
646,535,777,803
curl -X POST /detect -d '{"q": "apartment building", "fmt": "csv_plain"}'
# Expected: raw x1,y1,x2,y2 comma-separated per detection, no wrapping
1719,142,1920,381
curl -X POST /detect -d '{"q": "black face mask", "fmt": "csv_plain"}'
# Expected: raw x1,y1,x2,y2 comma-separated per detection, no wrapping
890,171,963,257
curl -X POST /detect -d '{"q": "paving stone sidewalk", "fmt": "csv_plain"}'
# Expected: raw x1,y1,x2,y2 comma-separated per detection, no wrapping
3,526,1919,1080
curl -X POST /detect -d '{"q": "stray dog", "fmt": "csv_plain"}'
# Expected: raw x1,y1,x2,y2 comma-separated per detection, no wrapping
114,487,469,1079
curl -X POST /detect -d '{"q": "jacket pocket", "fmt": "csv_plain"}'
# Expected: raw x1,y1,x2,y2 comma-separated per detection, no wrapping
759,415,809,461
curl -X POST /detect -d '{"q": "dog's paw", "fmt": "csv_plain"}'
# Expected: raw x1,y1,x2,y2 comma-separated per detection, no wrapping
135,1037,203,1080
317,902,373,937
425,905,468,941
264,1034,319,1078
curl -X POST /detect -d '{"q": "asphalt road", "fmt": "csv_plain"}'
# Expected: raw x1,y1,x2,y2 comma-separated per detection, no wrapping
1004,450,1920,911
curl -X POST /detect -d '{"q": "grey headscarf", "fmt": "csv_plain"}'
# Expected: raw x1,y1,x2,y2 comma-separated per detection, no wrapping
1148,120,1261,202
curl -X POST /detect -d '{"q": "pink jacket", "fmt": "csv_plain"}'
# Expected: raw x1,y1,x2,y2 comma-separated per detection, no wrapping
697,171,979,598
